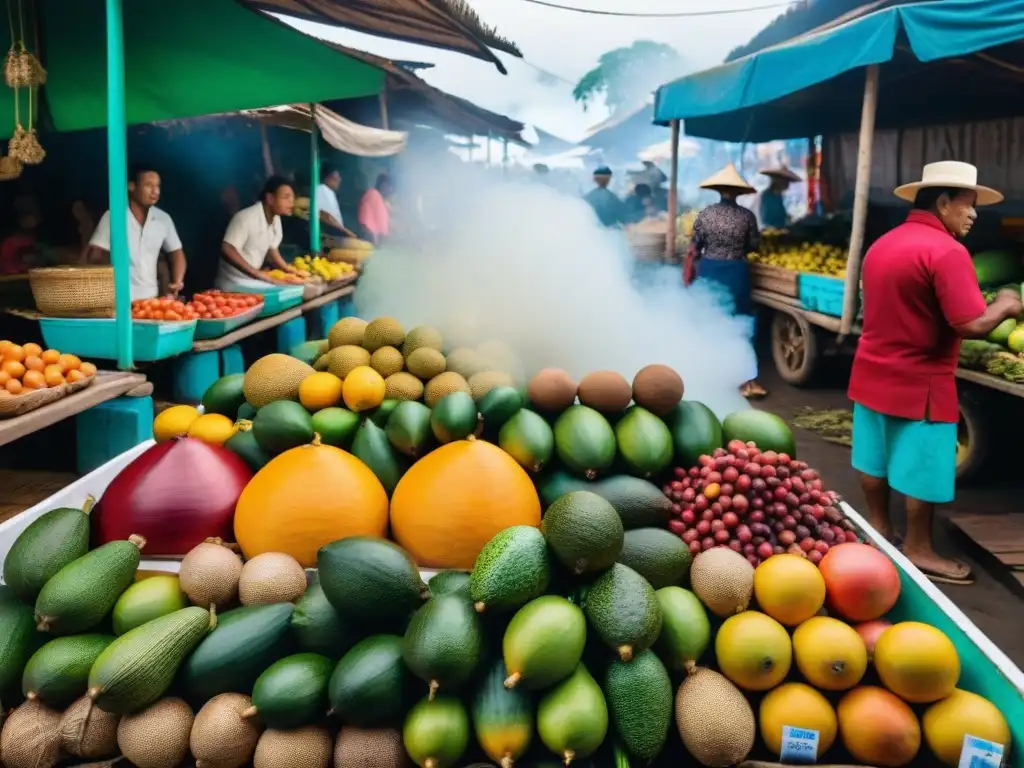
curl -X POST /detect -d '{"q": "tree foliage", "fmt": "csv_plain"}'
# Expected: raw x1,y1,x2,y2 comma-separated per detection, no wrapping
572,41,684,112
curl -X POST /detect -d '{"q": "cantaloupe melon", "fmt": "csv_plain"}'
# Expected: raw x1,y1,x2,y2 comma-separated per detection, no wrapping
390,437,541,569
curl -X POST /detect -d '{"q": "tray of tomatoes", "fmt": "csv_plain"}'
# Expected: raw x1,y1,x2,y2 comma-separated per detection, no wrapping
189,291,265,340
131,297,200,323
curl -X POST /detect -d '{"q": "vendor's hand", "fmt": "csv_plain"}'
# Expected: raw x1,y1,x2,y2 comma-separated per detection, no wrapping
994,288,1023,317
168,281,184,296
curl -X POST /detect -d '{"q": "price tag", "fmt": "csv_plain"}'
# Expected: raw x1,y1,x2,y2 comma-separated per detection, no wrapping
959,735,1005,768
780,726,819,764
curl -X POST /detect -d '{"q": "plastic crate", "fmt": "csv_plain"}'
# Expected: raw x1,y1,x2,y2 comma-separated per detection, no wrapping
193,304,263,340
798,273,845,317
38,317,197,361
234,284,304,317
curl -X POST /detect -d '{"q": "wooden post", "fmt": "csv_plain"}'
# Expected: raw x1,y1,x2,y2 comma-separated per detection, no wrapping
839,64,879,339
666,119,681,263
379,82,390,130
259,122,274,177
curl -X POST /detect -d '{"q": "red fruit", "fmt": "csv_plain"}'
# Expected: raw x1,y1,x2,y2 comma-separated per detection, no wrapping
689,540,702,555
854,619,893,660
722,466,739,483
778,530,796,546
696,520,712,536
710,519,725,533
742,542,755,555
670,480,684,492
746,554,760,567
719,484,734,498
736,525,752,543
682,528,700,544
689,467,700,478
682,488,696,503
700,466,712,478
844,530,860,543
728,539,743,552
706,471,723,485
695,495,709,511
731,495,749,514
751,478,767,493
681,510,696,525
668,519,686,535
760,464,777,479
807,549,823,564
799,537,815,552
757,542,774,559
727,439,746,453
718,496,732,512
700,455,715,467
743,463,761,477
735,475,752,493
778,452,791,465
785,493,801,509
700,509,715,522
819,543,901,621
760,450,778,466
773,486,788,502
715,456,730,471
750,499,764,513
701,537,717,551
722,511,740,528
714,529,730,544
745,441,757,449
814,540,830,554
773,545,785,556
713,447,728,458
735,449,750,461
674,467,688,479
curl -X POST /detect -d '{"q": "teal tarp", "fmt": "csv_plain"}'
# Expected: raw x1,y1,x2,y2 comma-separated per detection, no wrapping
654,0,1024,141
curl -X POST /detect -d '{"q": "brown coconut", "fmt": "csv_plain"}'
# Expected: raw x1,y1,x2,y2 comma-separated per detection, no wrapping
238,552,307,606
178,538,244,610
527,368,578,413
632,364,684,415
334,726,408,768
118,697,194,768
254,726,333,768
190,693,262,768
0,699,64,768
577,370,632,414
59,694,120,758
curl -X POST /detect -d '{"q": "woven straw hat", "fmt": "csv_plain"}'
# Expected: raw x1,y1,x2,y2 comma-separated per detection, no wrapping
699,163,755,195
894,161,1003,206
760,164,801,182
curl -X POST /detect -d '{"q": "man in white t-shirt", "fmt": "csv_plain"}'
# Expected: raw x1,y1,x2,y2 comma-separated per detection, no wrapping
316,164,356,238
217,176,301,290
84,165,187,300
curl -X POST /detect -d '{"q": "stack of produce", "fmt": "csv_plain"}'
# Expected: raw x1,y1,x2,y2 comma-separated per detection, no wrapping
0,341,97,399
187,290,264,320
748,228,846,278
675,210,698,254
131,297,201,321
262,269,307,284
328,238,374,265
293,254,355,281
960,279,1024,382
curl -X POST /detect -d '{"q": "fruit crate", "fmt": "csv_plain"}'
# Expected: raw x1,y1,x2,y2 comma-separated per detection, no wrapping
750,264,799,298
193,304,264,340
233,285,304,317
38,317,197,361
798,273,845,316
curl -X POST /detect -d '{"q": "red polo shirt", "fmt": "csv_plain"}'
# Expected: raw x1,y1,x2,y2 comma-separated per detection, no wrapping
848,210,986,423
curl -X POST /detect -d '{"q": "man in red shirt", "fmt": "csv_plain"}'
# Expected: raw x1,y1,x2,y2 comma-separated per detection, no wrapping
849,161,1022,584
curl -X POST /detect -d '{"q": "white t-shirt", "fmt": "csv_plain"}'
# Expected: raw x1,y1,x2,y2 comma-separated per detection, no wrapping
89,206,182,301
315,183,343,227
218,201,282,286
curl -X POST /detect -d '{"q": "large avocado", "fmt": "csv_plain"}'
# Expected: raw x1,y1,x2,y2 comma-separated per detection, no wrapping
604,650,672,762
617,528,692,589
553,405,616,479
252,400,314,455
201,374,247,418
537,472,672,530
402,594,484,698
722,408,796,457
542,491,623,576
614,405,673,479
470,526,550,613
583,563,663,662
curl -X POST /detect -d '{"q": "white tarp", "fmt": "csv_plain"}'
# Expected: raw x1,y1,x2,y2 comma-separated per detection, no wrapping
243,104,408,157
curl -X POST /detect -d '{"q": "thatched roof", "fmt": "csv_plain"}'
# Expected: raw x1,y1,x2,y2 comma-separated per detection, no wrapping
243,0,521,73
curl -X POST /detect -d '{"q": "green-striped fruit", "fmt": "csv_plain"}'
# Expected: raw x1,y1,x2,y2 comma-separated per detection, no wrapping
430,392,480,444
472,658,534,767
0,587,40,696
88,606,213,714
537,473,672,530
536,665,608,764
617,528,693,589
404,696,470,768
34,536,145,635
542,491,623,576
224,424,271,472
385,401,434,458
318,537,428,628
112,575,188,635
604,650,672,762
722,409,796,458
503,596,586,691
403,595,484,698
614,405,673,479
201,374,246,418
248,652,333,728
470,526,550,613
584,563,663,662
479,386,523,433
553,405,616,479
499,410,554,473
428,571,472,600
3,502,92,603
310,407,360,449
665,400,724,467
328,635,410,727
179,602,295,704
291,576,357,659
21,634,114,707
253,400,315,455
654,586,710,672
352,419,407,496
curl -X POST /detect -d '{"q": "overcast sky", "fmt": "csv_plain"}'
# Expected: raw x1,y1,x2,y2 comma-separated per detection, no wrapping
281,0,790,142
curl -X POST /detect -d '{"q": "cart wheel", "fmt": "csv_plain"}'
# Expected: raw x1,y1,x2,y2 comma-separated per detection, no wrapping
955,392,989,484
771,310,820,386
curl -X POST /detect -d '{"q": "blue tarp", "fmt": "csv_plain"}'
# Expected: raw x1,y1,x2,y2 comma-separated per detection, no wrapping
654,0,1024,141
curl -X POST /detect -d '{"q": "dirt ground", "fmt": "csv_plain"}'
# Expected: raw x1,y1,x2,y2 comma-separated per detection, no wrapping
754,354,1024,669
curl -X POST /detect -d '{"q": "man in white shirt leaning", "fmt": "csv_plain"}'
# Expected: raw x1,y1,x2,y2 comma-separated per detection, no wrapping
316,164,356,239
83,164,187,300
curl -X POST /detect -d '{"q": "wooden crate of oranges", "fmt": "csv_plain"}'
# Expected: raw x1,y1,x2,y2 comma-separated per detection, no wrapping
0,340,98,417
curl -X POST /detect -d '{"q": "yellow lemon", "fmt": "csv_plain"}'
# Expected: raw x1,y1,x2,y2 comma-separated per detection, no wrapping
186,413,237,446
298,372,343,411
153,405,200,442
342,365,386,412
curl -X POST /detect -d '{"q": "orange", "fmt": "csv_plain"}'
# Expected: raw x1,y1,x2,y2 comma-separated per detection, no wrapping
23,355,44,372
4,343,24,362
67,369,87,383
234,442,389,567
760,683,837,759
44,366,65,387
2,360,25,379
21,370,45,390
58,353,82,373
874,622,960,703
21,342,41,358
0,370,7,385
753,553,826,626
299,372,343,411
792,616,868,691
5,378,22,394
341,366,385,412
0,340,11,357
79,362,97,377
838,686,921,767
40,349,60,365
390,438,542,569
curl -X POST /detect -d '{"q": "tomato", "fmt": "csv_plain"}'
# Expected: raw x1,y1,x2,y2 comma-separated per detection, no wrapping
151,310,165,321
164,311,181,321
171,301,186,314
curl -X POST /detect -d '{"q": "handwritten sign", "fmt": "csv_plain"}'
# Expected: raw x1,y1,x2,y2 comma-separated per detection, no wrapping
959,735,1004,768
780,726,819,764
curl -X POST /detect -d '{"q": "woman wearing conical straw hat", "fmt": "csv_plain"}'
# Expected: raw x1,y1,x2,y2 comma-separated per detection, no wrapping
758,164,801,230
684,163,767,398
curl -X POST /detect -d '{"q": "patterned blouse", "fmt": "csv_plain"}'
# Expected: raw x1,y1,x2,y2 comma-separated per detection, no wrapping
692,200,760,261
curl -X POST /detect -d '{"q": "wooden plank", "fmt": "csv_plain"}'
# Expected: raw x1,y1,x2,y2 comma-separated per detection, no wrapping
190,307,303,352
955,367,1024,398
951,514,1024,571
0,469,78,523
299,282,355,312
0,371,147,448
751,290,849,334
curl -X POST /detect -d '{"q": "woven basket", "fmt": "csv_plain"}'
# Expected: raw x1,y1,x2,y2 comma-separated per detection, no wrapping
0,376,92,420
29,266,116,317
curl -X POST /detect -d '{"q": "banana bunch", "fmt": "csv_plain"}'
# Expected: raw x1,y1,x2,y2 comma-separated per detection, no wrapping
293,255,354,281
985,350,1024,382
749,239,847,277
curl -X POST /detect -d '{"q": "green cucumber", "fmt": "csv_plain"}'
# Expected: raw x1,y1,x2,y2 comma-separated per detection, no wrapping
328,634,410,727
470,526,550,613
88,606,213,714
352,419,407,496
179,602,295,704
604,650,672,762
201,374,246,418
0,587,38,697
21,634,115,707
665,401,724,467
427,570,472,600
385,401,434,458
224,423,271,472
614,405,673,478
499,409,554,473
479,386,523,433
291,576,358,659
3,501,92,603
253,400,315,455
112,575,188,635
403,696,470,768
430,392,480,444
472,658,534,767
34,536,145,635
402,595,484,699
553,405,616,479
247,652,333,728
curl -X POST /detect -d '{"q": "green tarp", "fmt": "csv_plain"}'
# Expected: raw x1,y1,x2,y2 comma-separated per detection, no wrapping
0,0,384,138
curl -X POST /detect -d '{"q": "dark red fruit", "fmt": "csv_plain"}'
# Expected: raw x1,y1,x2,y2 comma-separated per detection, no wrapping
736,525,752,543
701,537,717,551
719,483,734,498
779,530,797,546
760,450,778,466
815,540,831,554
669,519,686,535
714,529,731,544
757,542,774,559
727,439,746,453
689,540,702,555
700,509,715,522
718,496,732,512
696,520,712,535
732,495,749,514
800,537,816,552
681,510,696,525
674,467,688,479
807,549,823,564
682,528,700,544
778,452,791,465
722,511,740,528
710,519,726,533
728,539,743,552
682,488,696,503
722,466,739,483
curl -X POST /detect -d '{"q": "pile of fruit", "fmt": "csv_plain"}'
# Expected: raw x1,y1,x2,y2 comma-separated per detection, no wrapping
293,255,355,281
262,269,307,284
748,229,846,278
131,297,201,322
186,290,264,320
0,341,96,398
959,282,1024,382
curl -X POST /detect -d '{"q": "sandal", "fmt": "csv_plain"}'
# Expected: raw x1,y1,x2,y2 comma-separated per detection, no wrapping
905,556,974,586
740,381,769,399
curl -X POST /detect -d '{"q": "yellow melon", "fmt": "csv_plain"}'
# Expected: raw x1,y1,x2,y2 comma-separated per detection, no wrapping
753,554,825,626
234,441,389,567
922,689,1011,767
154,405,200,442
186,413,236,446
792,616,868,691
838,686,921,767
715,611,792,691
389,437,542,569
874,622,960,703
759,683,837,759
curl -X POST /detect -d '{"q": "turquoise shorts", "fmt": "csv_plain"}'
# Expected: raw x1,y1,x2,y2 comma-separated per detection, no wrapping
851,403,957,504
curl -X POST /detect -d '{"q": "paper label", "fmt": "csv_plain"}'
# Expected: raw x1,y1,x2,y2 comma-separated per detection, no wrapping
959,734,1005,768
780,726,819,764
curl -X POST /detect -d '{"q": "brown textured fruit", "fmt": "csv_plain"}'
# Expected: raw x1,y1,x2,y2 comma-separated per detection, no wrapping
577,370,632,413
117,697,194,768
363,317,406,352
326,346,372,379
60,694,120,758
406,348,447,380
334,726,408,768
190,693,261,768
243,354,315,408
178,538,244,609
402,326,444,357
385,372,425,402
370,347,405,378
632,364,684,416
690,548,754,618
424,372,471,407
468,370,514,402
675,668,755,767
446,348,485,378
238,552,307,605
0,700,63,768
254,725,332,768
328,317,368,349
527,368,577,413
